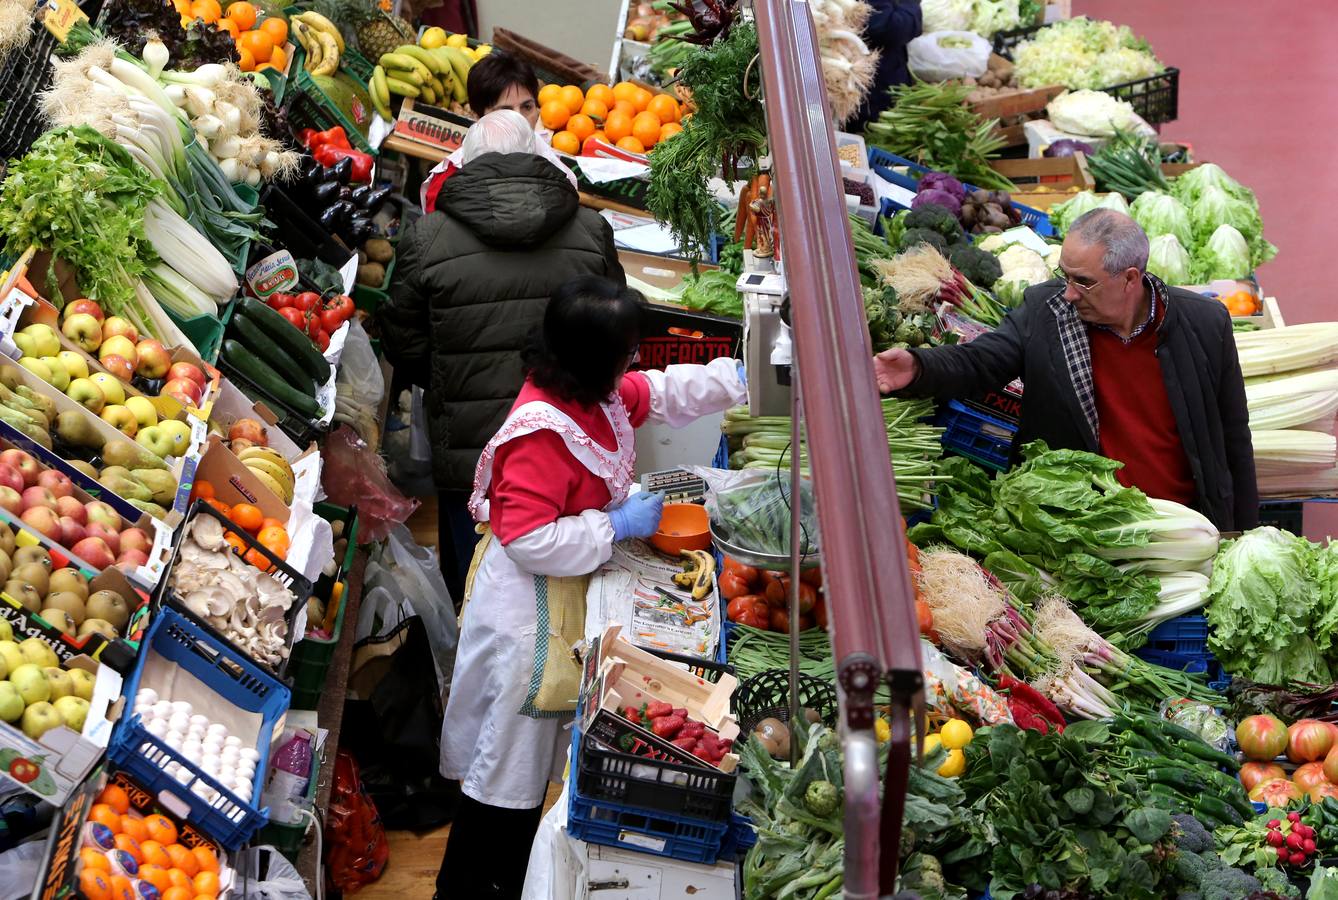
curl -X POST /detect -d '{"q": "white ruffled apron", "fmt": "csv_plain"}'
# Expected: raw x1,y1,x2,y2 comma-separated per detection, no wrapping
439,395,635,809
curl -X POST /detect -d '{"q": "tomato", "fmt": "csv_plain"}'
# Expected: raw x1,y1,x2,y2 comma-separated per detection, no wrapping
292,291,320,312
719,572,750,600
1236,714,1289,762
1294,762,1329,792
264,292,293,310
1240,761,1287,792
722,557,759,585
798,613,815,630
814,597,828,630
1250,777,1303,808
800,567,822,588
738,604,770,630
769,607,790,633
764,577,789,607
1323,744,1338,784
797,583,817,613
323,293,355,320
278,307,305,330
1312,783,1338,803
1289,719,1335,763
320,307,347,334
726,594,764,622
8,758,38,783
313,329,331,353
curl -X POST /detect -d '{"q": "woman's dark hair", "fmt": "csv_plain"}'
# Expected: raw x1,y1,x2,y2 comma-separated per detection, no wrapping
524,276,645,406
466,52,540,117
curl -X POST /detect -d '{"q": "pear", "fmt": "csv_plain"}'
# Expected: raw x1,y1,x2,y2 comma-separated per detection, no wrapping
98,470,152,503
13,546,50,570
130,468,178,505
55,410,104,450
13,562,49,597
126,499,168,520
4,580,40,613
0,524,13,557
85,590,129,632
67,460,98,480
101,440,167,472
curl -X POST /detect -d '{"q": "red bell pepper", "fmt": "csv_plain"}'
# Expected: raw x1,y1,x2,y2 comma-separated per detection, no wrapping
312,126,351,150
296,128,319,149
313,144,373,183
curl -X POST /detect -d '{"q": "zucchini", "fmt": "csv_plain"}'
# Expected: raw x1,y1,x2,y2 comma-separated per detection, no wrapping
236,296,332,383
222,340,322,419
230,314,318,399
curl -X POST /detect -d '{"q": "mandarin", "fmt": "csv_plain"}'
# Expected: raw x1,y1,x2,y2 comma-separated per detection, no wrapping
99,784,131,814
224,1,256,29
565,113,595,142
631,111,661,148
647,93,680,123
558,85,584,114
145,814,178,846
539,99,570,130
616,136,645,154
259,15,287,43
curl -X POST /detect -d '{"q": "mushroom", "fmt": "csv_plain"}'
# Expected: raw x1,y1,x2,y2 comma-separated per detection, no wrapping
191,516,228,551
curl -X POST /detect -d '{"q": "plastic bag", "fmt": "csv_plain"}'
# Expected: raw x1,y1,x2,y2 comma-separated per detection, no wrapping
1161,698,1232,750
335,319,384,410
921,640,1013,725
0,839,47,900
379,526,459,694
230,845,311,899
690,466,820,558
320,425,419,542
908,31,992,82
326,750,389,894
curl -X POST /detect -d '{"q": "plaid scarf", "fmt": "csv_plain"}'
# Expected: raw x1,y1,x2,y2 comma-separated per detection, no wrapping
1044,274,1170,443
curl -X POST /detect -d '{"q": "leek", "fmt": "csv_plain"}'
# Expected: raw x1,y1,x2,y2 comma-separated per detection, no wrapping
144,263,217,318
143,199,236,303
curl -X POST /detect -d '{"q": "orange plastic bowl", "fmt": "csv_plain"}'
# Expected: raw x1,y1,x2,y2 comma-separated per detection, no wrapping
650,503,711,554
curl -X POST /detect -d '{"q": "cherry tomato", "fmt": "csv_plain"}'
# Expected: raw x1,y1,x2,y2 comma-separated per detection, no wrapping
292,292,320,312
278,307,305,330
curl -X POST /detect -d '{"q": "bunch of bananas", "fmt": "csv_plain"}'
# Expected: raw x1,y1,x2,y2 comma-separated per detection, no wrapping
369,40,489,118
673,549,717,600
238,446,296,505
292,10,344,77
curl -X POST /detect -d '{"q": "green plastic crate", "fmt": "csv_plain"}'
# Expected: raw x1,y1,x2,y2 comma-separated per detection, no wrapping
289,45,377,154
167,299,233,365
351,252,395,314
287,504,359,709
256,738,321,861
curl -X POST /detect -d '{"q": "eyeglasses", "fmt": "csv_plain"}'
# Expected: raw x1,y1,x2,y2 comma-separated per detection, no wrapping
1053,266,1102,294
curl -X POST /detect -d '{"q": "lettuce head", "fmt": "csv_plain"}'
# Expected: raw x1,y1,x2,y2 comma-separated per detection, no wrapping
1130,190,1193,248
1146,234,1192,285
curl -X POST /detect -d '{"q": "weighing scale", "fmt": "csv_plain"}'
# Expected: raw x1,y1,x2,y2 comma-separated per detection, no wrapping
737,265,791,418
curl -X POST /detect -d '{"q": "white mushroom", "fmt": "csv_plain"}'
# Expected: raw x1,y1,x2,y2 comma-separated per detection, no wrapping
182,590,216,619
191,516,228,551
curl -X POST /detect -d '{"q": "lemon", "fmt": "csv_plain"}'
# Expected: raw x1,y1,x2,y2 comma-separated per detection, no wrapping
940,718,973,750
874,718,890,743
937,748,966,778
446,33,468,49
922,733,942,755
420,26,447,49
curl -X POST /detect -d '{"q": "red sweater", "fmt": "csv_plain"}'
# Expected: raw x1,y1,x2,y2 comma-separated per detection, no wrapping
1088,307,1196,505
489,374,652,544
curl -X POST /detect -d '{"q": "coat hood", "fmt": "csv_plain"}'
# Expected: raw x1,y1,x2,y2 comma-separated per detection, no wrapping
438,152,580,247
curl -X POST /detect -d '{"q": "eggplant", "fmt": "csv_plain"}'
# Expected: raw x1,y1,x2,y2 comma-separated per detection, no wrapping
332,156,354,184
350,184,374,207
337,185,354,203
360,185,393,213
319,163,342,183
311,180,341,207
349,215,375,245
319,200,356,235
299,157,323,185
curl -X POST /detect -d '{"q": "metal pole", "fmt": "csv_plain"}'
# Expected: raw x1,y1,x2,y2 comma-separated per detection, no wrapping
788,367,802,765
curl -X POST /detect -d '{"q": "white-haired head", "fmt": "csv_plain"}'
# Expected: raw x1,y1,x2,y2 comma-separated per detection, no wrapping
460,109,538,165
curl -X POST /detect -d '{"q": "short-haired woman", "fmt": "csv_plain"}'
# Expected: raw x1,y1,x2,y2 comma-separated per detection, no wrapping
434,276,747,899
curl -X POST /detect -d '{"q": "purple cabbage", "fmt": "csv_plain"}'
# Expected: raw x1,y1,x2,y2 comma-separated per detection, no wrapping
1044,139,1095,158
912,188,962,218
919,171,966,201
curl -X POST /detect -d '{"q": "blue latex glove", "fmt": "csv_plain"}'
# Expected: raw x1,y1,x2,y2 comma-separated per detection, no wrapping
737,362,747,386
609,491,664,542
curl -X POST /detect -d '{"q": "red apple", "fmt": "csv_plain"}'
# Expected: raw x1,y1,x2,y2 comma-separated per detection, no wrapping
135,340,172,379
71,537,114,569
0,450,41,487
0,486,21,515
86,522,120,555
58,516,87,547
64,299,104,322
20,505,60,540
0,463,23,494
118,527,151,555
100,355,134,382
116,548,149,568
36,469,73,498
55,495,86,524
84,501,122,532
101,316,138,343
162,378,203,405
20,486,56,512
168,362,207,387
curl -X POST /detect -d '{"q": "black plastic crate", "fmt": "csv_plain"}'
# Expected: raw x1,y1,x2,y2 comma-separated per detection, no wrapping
154,499,314,679
1259,500,1304,535
0,19,59,161
216,353,328,446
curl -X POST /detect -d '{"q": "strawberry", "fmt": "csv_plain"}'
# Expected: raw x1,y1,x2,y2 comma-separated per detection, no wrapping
646,701,674,720
651,715,685,739
672,735,699,752
672,708,688,719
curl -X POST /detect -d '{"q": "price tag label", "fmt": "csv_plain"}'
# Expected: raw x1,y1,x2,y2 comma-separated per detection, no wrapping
42,0,87,41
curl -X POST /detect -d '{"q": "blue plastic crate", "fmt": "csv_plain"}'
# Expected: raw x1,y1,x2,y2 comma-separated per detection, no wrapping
866,147,1055,236
568,787,732,864
712,433,730,470
1134,647,1210,676
1145,615,1211,658
936,399,1017,472
108,607,291,851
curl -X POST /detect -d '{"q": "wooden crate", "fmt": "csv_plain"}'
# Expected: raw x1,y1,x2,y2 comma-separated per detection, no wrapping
493,27,607,87
990,153,1095,210
970,81,1064,147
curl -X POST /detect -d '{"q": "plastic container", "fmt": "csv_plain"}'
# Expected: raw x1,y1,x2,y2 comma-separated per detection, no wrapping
256,738,320,861
1144,615,1210,658
734,669,839,737
108,606,292,850
288,46,377,154
936,399,1018,472
0,19,59,160
288,504,360,709
650,503,711,554
167,299,234,365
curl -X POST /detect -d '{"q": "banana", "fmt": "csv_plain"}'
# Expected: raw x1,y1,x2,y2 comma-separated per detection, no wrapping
440,47,473,98
429,75,445,96
249,469,291,505
419,82,437,105
297,22,324,73
385,77,420,98
379,52,421,73
237,446,292,471
245,458,294,496
386,68,423,87
434,65,459,101
311,30,340,76
370,66,393,118
295,10,344,54
679,550,716,600
397,44,446,75
291,19,313,52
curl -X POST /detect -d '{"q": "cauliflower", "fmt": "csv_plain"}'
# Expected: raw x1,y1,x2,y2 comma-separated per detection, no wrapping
977,233,1010,254
996,244,1050,286
1046,89,1138,138
804,780,841,818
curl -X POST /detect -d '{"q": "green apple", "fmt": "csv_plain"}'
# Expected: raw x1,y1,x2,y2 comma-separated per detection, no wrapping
0,619,10,643
17,357,52,383
56,351,89,380
66,377,106,414
52,695,89,732
124,396,157,429
43,667,73,701
12,333,34,357
0,641,21,675
8,663,50,705
20,700,62,739
39,357,69,391
59,313,102,353
18,638,58,669
157,419,192,456
89,373,125,405
0,682,21,722
67,667,95,702
135,425,175,458
97,335,137,366
19,324,60,358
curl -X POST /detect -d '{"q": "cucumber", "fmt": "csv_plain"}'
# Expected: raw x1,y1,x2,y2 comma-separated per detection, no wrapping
236,296,332,383
230,314,318,399
222,340,322,419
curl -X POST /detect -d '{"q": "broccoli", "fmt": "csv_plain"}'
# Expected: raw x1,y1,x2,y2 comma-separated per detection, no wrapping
1253,866,1297,897
905,203,962,239
804,781,841,818
1200,866,1262,900
1173,815,1215,855
1174,850,1211,887
1175,893,1203,900
900,227,949,255
948,244,1004,287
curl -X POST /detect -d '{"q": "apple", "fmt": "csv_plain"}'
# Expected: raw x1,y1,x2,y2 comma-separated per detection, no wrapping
20,701,62,740
89,373,125,405
0,641,22,672
116,548,148,569
56,351,90,381
38,357,69,391
84,501,121,532
20,506,60,540
70,537,113,570
162,377,202,405
36,470,73,499
65,377,106,414
55,496,85,524
0,451,39,488
58,517,86,547
43,667,73,700
101,317,138,343
85,523,120,555
52,695,89,732
99,355,134,382
12,334,33,357
0,487,21,516
97,335,137,367
134,340,171,379
19,324,60,358
20,486,55,512
17,357,52,383
64,300,103,322
169,362,207,387
60,313,102,352
0,464,23,495
19,638,58,668
124,396,157,429
99,405,137,436
157,419,192,457
67,668,94,701
8,663,50,704
0,682,21,722
119,527,150,555
136,425,174,459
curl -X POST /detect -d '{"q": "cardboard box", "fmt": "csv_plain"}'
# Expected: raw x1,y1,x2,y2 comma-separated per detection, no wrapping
991,153,1096,210
634,304,741,372
208,377,306,463
617,250,717,294
393,98,474,153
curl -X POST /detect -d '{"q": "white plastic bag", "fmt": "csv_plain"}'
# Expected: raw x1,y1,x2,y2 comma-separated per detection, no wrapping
334,319,384,410
0,839,47,900
231,845,311,900
909,31,992,82
364,526,460,696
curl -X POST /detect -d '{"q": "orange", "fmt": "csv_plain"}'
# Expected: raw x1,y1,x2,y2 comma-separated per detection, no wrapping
258,15,287,44
119,815,149,843
108,875,135,900
224,532,248,556
558,85,584,115
165,844,199,877
172,0,189,12
269,45,286,71
224,0,256,30
243,547,273,570
139,865,174,893
140,839,171,869
113,833,144,864
257,525,290,557
582,131,607,152
579,98,608,121
191,845,219,874
631,111,662,148
189,0,220,22
230,503,263,534
565,113,595,142
611,81,639,104
81,848,112,872
659,121,683,141
217,17,238,38
585,83,615,108
168,869,194,889
550,131,580,155
193,480,215,500
238,29,273,63
206,498,232,518
611,99,636,119
538,99,570,130
647,94,680,123
80,869,113,900
193,870,221,895
631,87,652,112
145,814,178,846
537,83,562,106
99,784,131,815
162,887,195,900
616,136,645,154
603,109,633,143
261,517,284,531
90,804,122,832
237,45,255,71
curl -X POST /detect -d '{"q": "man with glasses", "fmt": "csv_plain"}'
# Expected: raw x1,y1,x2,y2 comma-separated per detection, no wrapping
872,208,1257,530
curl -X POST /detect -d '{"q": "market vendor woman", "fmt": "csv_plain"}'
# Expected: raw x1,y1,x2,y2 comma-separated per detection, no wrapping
874,208,1258,530
436,276,748,899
